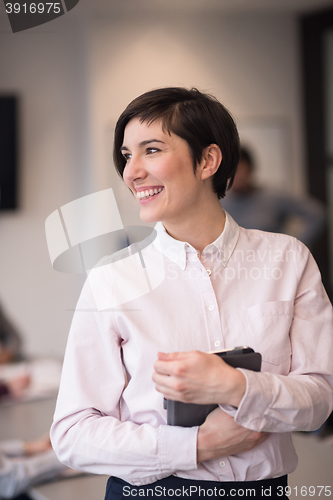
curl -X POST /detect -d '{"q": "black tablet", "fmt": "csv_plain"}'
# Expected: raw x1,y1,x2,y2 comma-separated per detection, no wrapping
164,346,261,427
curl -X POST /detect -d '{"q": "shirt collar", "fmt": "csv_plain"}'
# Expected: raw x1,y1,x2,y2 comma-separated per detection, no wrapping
153,211,240,270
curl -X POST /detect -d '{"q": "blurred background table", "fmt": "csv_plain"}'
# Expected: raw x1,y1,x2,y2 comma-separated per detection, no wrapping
31,474,107,500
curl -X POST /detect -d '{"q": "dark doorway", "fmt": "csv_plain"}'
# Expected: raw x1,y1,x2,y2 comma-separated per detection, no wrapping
301,7,333,300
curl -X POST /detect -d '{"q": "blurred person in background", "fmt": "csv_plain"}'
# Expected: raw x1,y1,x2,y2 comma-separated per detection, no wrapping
220,146,325,249
0,303,24,364
0,302,31,403
0,187,24,365
0,375,30,402
0,200,68,500
0,434,67,499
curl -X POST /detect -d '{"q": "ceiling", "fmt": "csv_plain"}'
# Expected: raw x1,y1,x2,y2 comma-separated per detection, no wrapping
89,0,333,16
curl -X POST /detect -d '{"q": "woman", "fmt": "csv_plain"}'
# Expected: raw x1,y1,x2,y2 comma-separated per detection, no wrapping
51,88,333,499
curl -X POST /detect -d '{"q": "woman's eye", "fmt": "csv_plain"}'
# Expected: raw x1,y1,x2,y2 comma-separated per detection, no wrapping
146,148,159,155
122,153,131,161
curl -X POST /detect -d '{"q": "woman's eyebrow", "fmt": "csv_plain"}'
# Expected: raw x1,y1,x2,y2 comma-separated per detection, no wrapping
120,139,165,152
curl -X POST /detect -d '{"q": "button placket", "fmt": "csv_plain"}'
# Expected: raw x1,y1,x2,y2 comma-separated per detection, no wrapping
192,256,224,352
213,456,234,480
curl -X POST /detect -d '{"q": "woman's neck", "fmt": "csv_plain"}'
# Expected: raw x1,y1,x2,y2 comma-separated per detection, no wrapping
163,199,226,254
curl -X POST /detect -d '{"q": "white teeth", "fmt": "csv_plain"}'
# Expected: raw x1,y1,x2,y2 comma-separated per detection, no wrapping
137,187,163,200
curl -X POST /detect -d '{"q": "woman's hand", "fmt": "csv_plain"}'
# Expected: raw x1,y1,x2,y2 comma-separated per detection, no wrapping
0,347,15,364
197,407,266,463
7,373,31,399
23,434,52,456
153,350,246,408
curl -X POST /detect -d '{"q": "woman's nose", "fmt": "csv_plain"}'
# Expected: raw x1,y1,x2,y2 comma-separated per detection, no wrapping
123,155,147,184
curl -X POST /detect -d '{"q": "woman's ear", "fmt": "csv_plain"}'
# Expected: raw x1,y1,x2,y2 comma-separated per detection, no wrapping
199,144,222,180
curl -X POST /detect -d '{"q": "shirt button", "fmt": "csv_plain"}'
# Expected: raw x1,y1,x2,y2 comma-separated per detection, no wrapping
208,305,214,311
214,341,221,347
219,461,226,468
206,269,212,276
242,416,248,423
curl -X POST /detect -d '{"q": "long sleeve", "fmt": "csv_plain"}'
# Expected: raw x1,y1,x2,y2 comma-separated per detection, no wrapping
277,194,326,247
50,277,198,486
0,449,65,499
231,241,333,432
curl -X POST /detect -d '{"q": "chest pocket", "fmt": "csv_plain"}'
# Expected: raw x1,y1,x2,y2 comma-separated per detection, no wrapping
243,301,293,373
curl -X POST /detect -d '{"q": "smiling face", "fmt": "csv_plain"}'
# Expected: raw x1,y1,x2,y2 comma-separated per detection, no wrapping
121,118,213,228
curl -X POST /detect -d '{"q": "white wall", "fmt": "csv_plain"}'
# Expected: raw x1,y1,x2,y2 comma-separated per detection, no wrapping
0,4,305,358
0,5,91,357
89,10,304,209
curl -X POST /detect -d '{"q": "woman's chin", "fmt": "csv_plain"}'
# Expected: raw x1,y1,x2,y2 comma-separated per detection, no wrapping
139,209,160,224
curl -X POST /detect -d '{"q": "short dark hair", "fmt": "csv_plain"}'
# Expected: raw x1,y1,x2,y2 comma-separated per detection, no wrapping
113,87,240,199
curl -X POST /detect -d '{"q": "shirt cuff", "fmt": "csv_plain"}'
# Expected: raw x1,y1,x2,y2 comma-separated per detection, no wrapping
218,368,249,419
159,424,198,474
233,369,274,431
